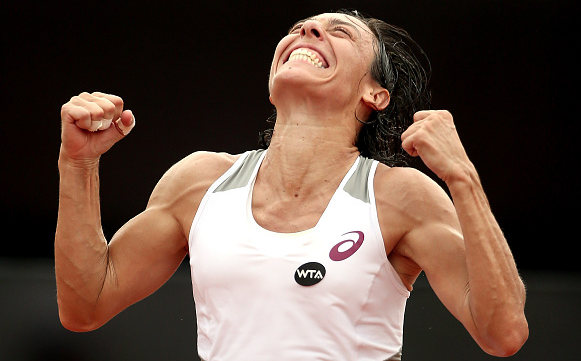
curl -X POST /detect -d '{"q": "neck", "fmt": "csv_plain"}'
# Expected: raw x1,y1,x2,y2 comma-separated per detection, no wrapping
258,108,361,199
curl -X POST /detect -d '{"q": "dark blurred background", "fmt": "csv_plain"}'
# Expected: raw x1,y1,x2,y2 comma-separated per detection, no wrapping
1,0,579,360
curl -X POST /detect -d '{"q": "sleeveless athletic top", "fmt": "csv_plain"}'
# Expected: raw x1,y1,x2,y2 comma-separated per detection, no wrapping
188,150,410,361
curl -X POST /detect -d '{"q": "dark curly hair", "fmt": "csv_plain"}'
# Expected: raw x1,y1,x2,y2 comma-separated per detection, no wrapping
258,10,432,167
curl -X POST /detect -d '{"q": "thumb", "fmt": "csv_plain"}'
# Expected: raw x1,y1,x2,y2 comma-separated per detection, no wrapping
95,110,136,154
114,110,136,136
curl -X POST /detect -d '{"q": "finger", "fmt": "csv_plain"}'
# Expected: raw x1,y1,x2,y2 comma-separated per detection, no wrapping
89,97,114,130
98,117,113,131
114,110,136,136
79,92,117,124
91,92,124,121
88,119,103,132
413,110,436,122
61,103,92,129
70,97,108,131
89,92,124,131
401,135,418,157
401,118,421,142
401,122,421,157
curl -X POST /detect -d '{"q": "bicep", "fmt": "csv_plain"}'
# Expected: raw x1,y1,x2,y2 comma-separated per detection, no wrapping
86,151,235,326
378,166,480,337
95,205,188,322
402,217,478,336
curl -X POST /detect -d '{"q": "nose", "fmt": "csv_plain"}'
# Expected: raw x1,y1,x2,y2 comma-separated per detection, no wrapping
300,20,324,39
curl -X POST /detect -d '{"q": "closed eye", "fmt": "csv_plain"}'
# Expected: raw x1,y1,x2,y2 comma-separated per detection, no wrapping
332,26,354,39
288,22,304,34
287,17,360,39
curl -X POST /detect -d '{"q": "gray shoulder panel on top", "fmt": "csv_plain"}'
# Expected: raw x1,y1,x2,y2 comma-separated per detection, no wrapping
213,150,265,193
343,156,374,203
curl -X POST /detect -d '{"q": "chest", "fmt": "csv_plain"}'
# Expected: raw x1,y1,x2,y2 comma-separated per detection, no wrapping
189,186,390,303
250,171,347,233
250,195,331,233
189,185,410,360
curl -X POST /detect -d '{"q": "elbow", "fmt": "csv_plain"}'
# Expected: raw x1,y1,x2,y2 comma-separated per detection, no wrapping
487,334,528,358
58,304,105,332
59,312,101,333
480,317,529,357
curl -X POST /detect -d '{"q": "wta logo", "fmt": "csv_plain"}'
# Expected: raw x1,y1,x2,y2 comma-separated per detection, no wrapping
295,262,326,286
329,231,364,261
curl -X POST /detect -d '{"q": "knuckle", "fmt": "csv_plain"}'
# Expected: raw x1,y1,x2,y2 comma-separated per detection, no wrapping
414,127,430,142
104,104,116,117
92,108,105,120
438,109,453,119
69,95,85,106
113,96,124,108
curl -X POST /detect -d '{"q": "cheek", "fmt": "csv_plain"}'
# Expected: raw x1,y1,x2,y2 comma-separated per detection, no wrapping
269,35,296,94
271,36,294,70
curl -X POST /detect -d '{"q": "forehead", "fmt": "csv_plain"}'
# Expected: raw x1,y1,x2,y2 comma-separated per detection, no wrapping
315,13,369,28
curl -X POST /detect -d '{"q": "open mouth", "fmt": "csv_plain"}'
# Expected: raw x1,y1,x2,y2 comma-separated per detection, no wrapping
285,48,328,69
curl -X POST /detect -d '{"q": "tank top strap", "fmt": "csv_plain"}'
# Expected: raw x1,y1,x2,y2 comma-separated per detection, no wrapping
342,156,377,204
213,149,266,193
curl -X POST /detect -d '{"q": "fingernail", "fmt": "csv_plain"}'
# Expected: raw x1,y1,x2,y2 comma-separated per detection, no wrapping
88,120,102,132
115,116,135,136
98,118,113,130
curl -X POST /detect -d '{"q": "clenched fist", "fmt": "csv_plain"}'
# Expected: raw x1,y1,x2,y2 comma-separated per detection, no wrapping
401,110,474,185
60,92,135,163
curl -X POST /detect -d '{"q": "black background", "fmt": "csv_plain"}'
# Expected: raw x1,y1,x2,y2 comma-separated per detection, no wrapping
1,1,580,360
1,0,578,271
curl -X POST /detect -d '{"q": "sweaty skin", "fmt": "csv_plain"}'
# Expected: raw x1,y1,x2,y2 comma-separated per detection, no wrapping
55,13,527,357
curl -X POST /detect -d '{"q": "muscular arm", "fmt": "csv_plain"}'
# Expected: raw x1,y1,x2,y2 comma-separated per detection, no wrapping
55,149,236,331
55,153,188,331
386,110,529,356
447,165,527,354
382,168,527,356
54,92,236,331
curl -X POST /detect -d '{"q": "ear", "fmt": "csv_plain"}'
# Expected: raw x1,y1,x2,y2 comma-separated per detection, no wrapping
362,86,390,111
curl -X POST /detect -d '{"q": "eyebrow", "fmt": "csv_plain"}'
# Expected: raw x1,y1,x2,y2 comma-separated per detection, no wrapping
327,17,362,37
288,16,363,38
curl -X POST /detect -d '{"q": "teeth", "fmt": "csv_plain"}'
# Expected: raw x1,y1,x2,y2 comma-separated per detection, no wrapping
288,48,325,68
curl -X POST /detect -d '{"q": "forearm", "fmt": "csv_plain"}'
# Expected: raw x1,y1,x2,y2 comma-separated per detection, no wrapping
55,154,111,331
447,165,528,354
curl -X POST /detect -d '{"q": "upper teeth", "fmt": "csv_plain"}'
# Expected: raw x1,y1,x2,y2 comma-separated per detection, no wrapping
288,48,325,68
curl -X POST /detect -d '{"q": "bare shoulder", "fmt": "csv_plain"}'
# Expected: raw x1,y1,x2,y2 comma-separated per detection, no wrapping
374,164,456,220
151,151,240,199
374,164,462,288
146,151,242,233
374,164,438,193
173,151,240,178
170,151,240,176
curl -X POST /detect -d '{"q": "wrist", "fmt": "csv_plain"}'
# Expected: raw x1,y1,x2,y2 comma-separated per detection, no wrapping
58,148,100,171
444,161,481,191
445,164,491,210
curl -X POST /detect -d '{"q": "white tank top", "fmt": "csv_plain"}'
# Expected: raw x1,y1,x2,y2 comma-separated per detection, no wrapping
188,150,410,361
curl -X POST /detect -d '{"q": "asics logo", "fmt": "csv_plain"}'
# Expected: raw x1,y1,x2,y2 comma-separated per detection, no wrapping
329,231,364,261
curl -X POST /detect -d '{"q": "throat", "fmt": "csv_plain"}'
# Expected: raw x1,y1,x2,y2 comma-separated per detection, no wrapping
251,187,331,233
251,152,358,233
